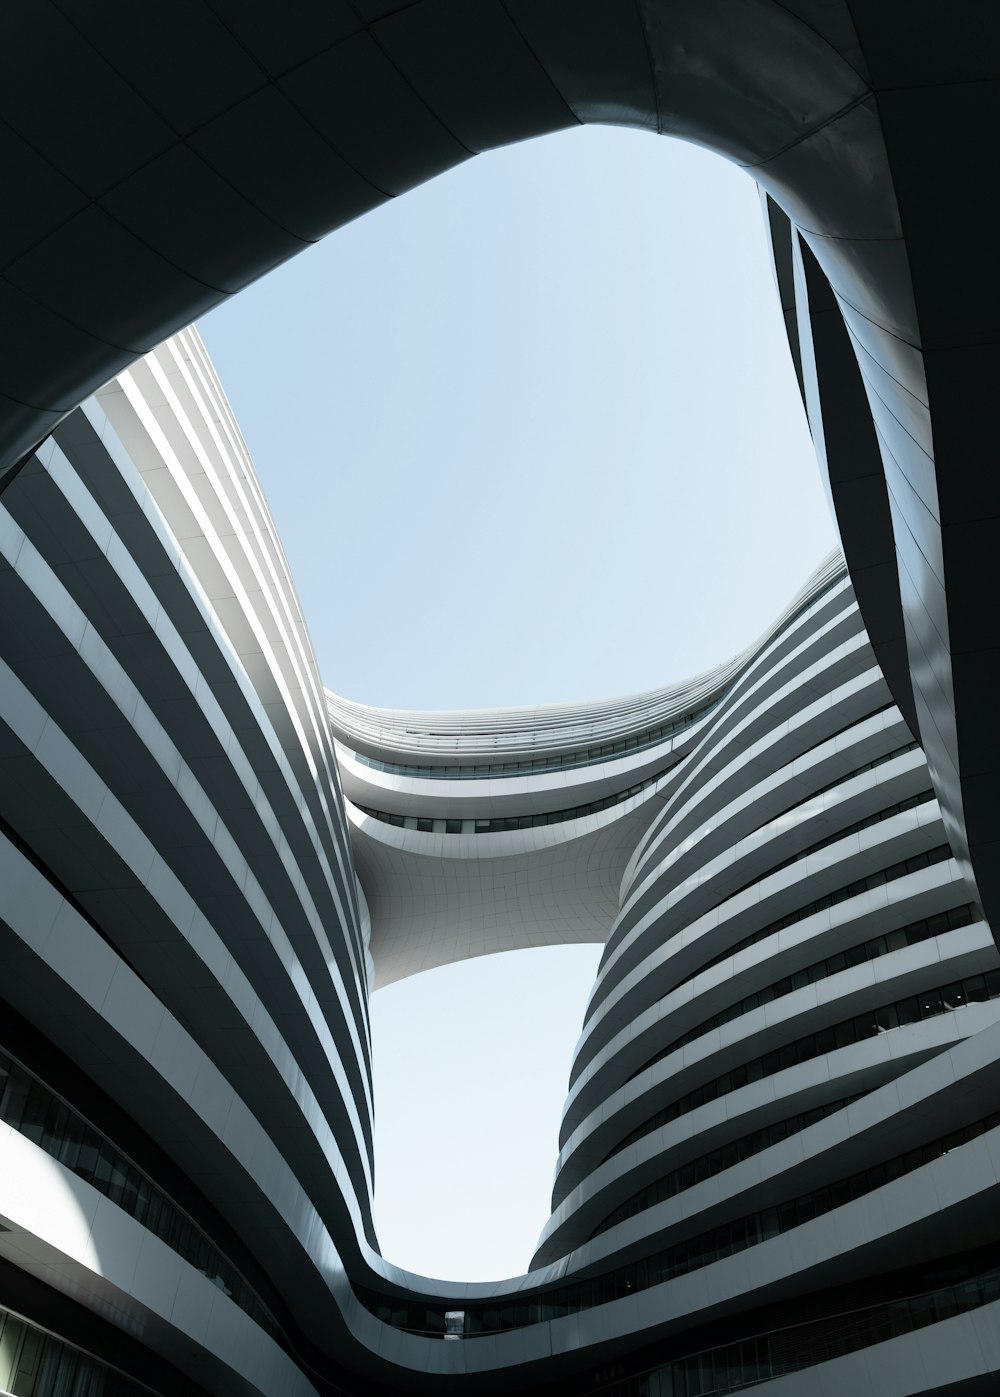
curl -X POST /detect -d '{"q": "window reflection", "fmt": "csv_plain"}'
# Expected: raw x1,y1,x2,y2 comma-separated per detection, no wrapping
0,1048,277,1339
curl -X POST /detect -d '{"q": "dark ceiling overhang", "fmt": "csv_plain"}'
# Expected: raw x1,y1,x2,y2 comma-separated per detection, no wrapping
0,0,997,935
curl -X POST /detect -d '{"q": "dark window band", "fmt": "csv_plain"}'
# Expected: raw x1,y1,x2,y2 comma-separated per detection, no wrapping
677,844,957,991
604,960,1000,1164
0,1048,279,1341
722,789,935,905
0,1306,155,1397
356,769,664,835
599,1110,1000,1306
627,902,978,1085
589,1094,864,1240
357,726,913,842
588,1255,1000,1397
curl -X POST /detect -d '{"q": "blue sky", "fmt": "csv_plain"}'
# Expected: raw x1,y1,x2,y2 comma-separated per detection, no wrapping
199,125,837,1280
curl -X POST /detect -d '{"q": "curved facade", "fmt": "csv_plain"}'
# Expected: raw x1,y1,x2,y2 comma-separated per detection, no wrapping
1,5,1000,1393
0,323,998,1395
0,0,998,954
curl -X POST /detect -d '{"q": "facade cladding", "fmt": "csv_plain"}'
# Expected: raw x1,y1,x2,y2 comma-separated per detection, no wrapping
0,339,999,1397
0,4,999,1397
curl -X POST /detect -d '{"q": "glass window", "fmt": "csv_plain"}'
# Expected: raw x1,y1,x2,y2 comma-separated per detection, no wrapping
93,1142,116,1192
18,1082,49,1143
942,982,967,1011
40,1098,68,1157
55,1115,86,1172
777,1201,798,1232
132,1174,152,1228
834,1020,857,1049
796,1195,816,1223
874,1002,899,1032
919,989,944,1019
847,1172,870,1201
162,1207,186,1253
813,1026,836,1055
895,996,921,1026
144,1189,163,1237
855,1014,878,1041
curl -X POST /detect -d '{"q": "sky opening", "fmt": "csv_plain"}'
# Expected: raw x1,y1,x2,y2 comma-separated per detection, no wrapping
199,124,838,1280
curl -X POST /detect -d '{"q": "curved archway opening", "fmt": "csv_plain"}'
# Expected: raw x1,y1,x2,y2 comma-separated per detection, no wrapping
201,126,837,1277
199,126,835,710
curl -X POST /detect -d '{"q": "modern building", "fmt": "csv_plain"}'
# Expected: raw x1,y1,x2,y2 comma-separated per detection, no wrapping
0,4,999,1395
0,326,998,1397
